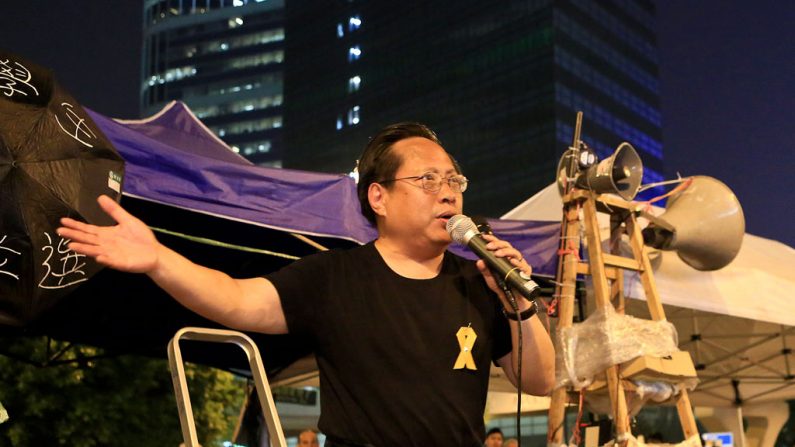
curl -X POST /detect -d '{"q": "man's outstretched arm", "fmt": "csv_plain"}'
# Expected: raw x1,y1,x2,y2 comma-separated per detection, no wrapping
58,195,288,334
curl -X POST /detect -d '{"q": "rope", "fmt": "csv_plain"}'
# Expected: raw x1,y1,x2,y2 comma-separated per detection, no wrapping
150,227,300,260
568,388,586,446
636,177,694,212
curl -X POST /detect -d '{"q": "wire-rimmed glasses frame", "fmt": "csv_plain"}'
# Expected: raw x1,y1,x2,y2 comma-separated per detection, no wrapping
380,172,468,193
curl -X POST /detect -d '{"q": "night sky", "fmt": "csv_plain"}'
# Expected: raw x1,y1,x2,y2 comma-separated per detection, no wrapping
1,1,793,246
656,1,794,248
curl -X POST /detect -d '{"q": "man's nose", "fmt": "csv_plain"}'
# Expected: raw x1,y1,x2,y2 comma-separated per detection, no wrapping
439,181,457,202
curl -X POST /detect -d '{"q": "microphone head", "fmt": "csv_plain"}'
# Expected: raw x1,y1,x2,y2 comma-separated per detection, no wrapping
446,214,479,245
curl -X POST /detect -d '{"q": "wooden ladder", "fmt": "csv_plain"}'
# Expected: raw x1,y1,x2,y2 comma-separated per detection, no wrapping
546,189,699,445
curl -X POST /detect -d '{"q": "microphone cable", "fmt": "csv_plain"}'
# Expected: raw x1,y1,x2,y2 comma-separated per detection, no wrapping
474,216,524,445
464,216,527,445
497,277,523,447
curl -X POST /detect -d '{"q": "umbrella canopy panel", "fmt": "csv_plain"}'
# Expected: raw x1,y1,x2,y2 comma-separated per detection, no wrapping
2,196,350,376
0,50,124,326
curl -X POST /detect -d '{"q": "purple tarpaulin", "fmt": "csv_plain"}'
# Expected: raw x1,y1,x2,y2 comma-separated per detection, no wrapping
89,101,560,276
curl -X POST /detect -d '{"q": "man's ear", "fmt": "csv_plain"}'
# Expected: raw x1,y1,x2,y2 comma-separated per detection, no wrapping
368,183,388,219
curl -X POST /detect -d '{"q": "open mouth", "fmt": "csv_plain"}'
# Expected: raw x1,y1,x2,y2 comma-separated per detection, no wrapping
437,212,456,223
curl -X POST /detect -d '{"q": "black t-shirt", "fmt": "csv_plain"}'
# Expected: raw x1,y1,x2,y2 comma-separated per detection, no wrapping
266,242,512,447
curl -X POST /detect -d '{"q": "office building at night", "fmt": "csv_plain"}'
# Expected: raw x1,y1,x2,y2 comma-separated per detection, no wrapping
283,0,663,216
141,0,285,166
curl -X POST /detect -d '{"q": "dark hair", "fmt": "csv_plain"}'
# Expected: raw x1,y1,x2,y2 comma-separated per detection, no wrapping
486,427,503,437
356,122,452,225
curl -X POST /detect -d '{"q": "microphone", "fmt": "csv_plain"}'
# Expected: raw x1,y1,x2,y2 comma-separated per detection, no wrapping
472,215,493,235
447,215,540,301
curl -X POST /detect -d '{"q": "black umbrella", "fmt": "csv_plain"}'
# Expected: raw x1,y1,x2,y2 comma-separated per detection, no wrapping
0,50,124,326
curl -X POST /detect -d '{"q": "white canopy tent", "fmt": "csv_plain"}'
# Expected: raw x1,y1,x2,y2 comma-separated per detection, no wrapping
504,184,795,328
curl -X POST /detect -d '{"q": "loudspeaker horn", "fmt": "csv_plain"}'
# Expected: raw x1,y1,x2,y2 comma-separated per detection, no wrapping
576,142,644,200
642,176,745,271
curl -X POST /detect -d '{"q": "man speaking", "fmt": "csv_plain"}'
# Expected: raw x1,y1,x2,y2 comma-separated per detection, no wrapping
59,122,555,446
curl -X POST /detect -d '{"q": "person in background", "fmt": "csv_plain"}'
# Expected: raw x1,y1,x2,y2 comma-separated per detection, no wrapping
484,427,504,447
298,429,320,447
503,438,519,447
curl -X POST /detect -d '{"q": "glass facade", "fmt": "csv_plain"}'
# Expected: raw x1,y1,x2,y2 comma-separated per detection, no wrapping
552,0,664,190
141,0,285,166
283,0,663,216
142,0,664,210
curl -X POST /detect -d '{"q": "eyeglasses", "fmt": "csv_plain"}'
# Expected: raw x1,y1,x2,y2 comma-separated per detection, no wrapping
381,172,468,193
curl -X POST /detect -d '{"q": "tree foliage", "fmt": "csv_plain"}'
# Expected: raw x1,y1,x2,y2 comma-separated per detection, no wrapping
0,337,245,447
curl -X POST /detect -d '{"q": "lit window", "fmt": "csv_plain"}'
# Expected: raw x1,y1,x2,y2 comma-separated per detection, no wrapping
337,23,344,38
348,75,361,92
220,43,229,51
232,146,240,153
348,46,361,62
347,106,360,125
349,15,362,31
233,0,245,6
150,66,196,85
336,116,343,130
218,129,226,137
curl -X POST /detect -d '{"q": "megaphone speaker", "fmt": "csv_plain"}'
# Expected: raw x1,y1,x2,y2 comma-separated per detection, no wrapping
642,176,745,271
576,142,644,200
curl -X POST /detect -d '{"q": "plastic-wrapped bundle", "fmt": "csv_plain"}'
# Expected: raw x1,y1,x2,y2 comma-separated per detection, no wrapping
555,305,679,389
582,380,698,417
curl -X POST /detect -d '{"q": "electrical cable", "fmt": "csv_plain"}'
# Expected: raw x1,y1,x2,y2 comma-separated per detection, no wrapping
498,277,522,447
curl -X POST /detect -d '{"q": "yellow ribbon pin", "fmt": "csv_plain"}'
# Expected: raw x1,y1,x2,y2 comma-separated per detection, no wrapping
453,325,477,370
